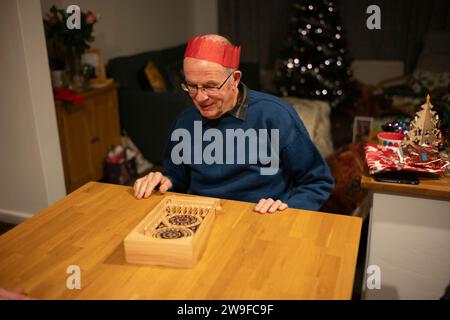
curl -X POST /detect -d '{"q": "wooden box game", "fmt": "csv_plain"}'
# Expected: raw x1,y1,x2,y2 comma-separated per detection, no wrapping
124,196,221,268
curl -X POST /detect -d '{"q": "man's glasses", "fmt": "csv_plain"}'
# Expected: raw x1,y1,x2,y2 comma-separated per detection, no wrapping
181,71,234,96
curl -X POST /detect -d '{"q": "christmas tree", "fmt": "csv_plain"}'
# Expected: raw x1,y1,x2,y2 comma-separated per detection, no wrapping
407,95,443,149
276,0,352,107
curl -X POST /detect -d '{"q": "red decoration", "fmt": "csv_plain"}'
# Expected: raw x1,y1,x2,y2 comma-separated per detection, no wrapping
53,88,84,106
184,36,241,68
364,144,448,174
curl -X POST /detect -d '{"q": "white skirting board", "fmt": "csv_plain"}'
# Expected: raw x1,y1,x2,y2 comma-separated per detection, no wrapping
0,208,33,225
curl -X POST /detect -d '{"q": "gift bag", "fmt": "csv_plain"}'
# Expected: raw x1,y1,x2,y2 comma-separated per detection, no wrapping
104,145,137,185
121,131,153,175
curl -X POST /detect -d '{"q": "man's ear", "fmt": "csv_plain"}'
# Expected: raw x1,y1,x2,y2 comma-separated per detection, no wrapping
233,70,242,87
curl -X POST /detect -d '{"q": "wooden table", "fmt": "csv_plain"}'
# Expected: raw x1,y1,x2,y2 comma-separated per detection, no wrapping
0,182,362,300
361,171,450,299
361,172,450,200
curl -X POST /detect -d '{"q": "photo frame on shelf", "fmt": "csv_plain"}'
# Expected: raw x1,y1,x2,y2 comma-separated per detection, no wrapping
352,116,374,144
82,48,107,86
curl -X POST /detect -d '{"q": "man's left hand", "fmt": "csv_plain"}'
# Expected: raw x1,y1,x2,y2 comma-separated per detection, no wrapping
0,288,32,300
254,198,288,214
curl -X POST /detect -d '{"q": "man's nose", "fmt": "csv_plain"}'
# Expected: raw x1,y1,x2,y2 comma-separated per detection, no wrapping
194,89,209,102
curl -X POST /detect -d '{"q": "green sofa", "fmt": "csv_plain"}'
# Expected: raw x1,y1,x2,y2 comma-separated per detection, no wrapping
107,44,260,164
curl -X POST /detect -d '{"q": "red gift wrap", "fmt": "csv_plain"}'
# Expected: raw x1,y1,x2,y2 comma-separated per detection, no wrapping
364,143,449,175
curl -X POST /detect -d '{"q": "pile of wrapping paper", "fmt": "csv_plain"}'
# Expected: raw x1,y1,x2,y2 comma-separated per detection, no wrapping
364,143,449,175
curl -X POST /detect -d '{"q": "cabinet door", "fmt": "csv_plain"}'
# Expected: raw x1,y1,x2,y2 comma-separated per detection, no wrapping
84,87,121,181
56,104,94,192
83,95,104,181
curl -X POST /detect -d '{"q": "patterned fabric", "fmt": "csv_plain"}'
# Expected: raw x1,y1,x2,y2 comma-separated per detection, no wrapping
364,143,448,174
410,70,450,94
284,97,334,158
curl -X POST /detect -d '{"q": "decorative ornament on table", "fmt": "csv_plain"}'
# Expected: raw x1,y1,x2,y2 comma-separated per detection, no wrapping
382,119,411,135
407,95,443,149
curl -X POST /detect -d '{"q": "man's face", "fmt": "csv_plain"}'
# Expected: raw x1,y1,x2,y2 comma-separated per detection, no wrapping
183,57,239,119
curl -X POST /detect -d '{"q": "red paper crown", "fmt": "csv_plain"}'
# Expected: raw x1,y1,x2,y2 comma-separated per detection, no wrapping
184,36,241,69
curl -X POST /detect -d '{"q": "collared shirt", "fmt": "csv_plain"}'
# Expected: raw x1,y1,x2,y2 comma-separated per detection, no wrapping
202,82,249,124
228,82,249,121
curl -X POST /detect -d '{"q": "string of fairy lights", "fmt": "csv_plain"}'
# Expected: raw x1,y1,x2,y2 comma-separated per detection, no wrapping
277,0,352,107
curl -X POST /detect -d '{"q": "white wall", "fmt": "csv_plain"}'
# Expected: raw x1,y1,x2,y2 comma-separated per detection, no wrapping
0,0,66,224
40,0,218,61
0,0,218,224
190,0,218,37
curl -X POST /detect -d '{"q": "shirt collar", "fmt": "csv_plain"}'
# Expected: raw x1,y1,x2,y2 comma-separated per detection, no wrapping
201,82,248,124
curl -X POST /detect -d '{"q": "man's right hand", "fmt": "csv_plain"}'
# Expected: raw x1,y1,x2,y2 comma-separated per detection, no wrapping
133,172,173,199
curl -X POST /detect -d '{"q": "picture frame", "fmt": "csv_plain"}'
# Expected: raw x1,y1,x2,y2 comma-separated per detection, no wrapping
352,116,374,144
81,48,107,86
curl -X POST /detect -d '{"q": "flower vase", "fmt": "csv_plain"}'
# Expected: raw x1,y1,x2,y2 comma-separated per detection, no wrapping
50,70,65,88
66,49,83,90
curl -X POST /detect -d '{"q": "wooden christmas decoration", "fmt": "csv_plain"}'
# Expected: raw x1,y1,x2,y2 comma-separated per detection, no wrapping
407,95,442,148
124,196,222,268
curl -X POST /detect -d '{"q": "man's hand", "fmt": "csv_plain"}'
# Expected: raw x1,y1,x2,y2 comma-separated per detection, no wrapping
133,172,173,199
254,198,288,214
0,288,32,300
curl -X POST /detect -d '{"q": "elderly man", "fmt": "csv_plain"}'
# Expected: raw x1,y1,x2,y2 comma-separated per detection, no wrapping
134,34,334,213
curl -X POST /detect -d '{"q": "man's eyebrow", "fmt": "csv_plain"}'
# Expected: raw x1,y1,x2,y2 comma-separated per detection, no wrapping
186,80,219,86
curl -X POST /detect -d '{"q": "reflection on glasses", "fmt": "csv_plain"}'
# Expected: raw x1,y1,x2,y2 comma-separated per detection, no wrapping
181,71,234,96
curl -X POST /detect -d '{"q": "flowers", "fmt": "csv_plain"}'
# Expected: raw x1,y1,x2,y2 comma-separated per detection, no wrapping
44,5,99,87
86,11,97,25
44,6,99,57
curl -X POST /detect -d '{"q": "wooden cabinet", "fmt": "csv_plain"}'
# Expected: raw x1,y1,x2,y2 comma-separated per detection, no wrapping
55,83,121,193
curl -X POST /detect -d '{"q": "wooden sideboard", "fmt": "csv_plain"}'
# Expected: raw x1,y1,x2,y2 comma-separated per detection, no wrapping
55,83,121,193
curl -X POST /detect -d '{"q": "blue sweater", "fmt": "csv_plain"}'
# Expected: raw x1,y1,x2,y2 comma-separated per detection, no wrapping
163,90,334,211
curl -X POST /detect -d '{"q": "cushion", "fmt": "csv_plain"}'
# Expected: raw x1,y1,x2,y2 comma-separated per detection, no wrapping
283,97,334,158
322,143,368,214
144,61,167,92
410,69,450,94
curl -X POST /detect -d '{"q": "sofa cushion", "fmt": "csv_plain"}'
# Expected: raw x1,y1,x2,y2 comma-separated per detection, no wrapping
144,61,167,92
410,69,450,94
283,97,334,158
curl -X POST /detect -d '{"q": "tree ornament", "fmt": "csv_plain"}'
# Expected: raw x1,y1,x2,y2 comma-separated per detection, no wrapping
407,95,443,149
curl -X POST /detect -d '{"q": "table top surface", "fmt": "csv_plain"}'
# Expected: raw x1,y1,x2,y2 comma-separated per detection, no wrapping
0,182,362,300
361,171,450,200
